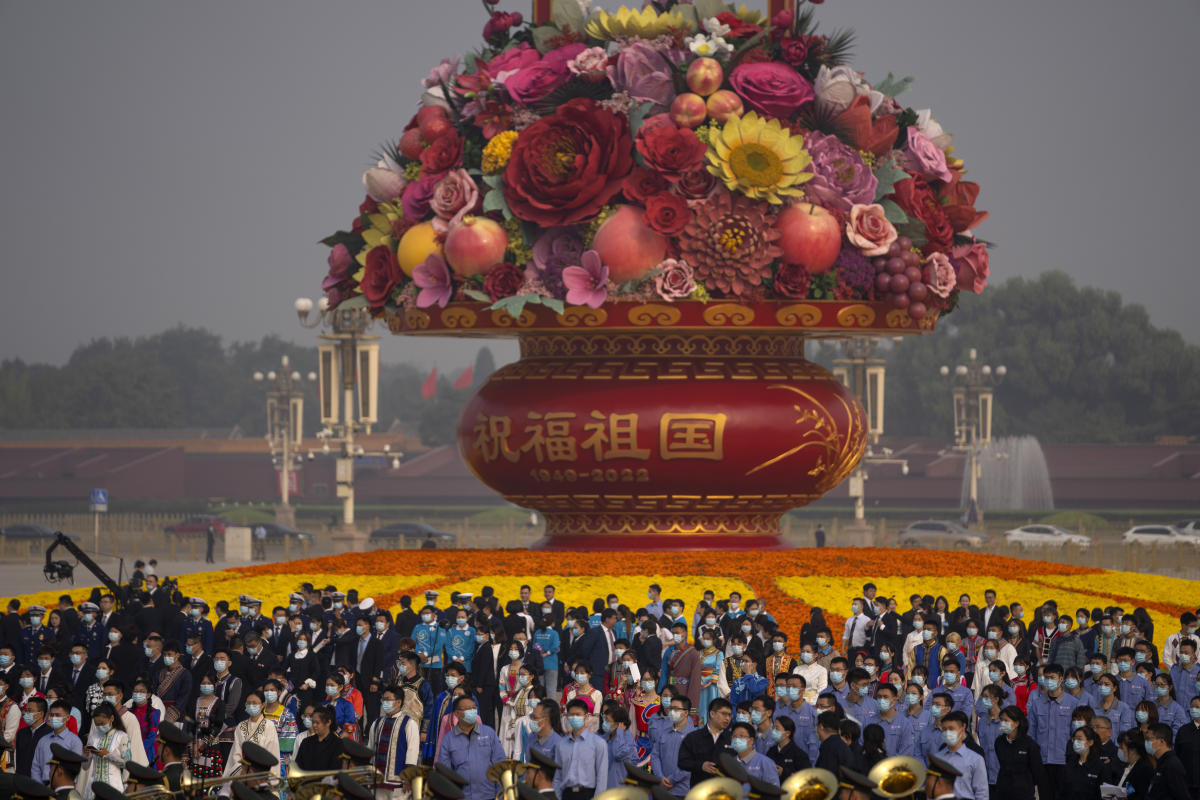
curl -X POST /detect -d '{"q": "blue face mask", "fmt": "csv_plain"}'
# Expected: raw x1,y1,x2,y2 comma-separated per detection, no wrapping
981,698,994,710
930,705,945,718
567,715,585,731
601,720,613,734
905,693,920,707
736,713,751,724
1145,740,1156,755
942,729,959,747
788,687,802,701
988,671,1000,683
1189,707,1200,720
877,698,891,712
1073,739,1087,754
1135,653,1147,663
461,709,479,725
1118,661,1132,673
731,737,750,754
1156,686,1170,698
1045,679,1059,692
1099,685,1113,697
200,684,214,695
1064,678,1079,690
750,710,763,725
1136,711,1150,724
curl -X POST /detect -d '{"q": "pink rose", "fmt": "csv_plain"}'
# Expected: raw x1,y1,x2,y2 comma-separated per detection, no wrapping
845,203,898,256
486,44,541,80
505,61,568,105
567,46,608,77
950,241,989,294
728,62,815,120
607,42,675,114
902,126,954,184
429,169,481,233
654,258,696,301
923,251,956,298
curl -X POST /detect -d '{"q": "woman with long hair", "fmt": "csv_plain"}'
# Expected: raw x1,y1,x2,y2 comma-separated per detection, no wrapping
77,702,132,799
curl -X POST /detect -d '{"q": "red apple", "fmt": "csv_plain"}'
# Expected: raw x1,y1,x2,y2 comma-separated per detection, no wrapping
443,216,509,277
775,203,842,274
686,57,724,97
705,90,744,123
399,128,425,160
591,205,668,283
669,93,708,129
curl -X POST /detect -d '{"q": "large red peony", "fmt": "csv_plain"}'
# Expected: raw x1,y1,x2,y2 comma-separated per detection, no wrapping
503,98,634,226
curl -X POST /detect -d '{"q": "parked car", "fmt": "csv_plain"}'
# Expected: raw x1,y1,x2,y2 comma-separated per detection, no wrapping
0,524,79,542
1003,524,1093,548
369,522,457,548
253,522,314,542
898,520,988,549
164,515,229,537
1122,525,1196,546
1174,520,1200,538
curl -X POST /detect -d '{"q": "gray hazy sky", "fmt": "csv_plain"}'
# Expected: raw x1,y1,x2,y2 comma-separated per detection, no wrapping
2,0,1198,369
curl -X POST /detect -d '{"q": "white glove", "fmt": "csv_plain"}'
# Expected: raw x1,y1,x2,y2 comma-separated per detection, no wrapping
303,678,317,689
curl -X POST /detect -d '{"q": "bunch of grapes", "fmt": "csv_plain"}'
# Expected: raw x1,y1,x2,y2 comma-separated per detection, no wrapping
872,236,930,319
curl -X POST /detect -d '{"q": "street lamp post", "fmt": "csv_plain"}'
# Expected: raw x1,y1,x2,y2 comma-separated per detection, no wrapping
253,355,315,525
295,298,382,547
833,338,887,522
940,348,1006,526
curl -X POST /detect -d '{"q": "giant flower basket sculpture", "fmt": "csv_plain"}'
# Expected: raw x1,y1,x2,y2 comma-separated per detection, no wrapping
318,0,990,549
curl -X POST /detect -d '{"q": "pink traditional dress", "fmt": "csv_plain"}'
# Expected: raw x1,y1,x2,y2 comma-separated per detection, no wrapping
627,688,660,766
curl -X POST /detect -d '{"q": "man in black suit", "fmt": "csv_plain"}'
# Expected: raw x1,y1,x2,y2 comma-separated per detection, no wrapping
54,597,80,640
542,585,566,629
900,594,925,634
815,710,855,776
1,600,22,656
980,589,1008,632
265,606,294,658
1146,722,1190,800
242,633,279,689
33,647,65,696
636,620,663,674
96,594,122,635
185,633,213,703
577,609,617,679
678,697,734,789
351,618,382,691
0,645,20,700
62,644,93,717
14,697,50,777
393,596,418,639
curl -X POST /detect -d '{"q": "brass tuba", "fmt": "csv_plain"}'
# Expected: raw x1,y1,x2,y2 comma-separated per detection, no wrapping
289,766,381,800
684,777,745,800
594,789,650,800
867,756,925,799
780,769,838,800
487,759,529,800
400,765,433,800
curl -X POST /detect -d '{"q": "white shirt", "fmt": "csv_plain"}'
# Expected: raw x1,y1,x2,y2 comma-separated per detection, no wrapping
793,662,828,702
843,613,871,650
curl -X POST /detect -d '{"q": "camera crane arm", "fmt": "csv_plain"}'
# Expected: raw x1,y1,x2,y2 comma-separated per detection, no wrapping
44,531,130,612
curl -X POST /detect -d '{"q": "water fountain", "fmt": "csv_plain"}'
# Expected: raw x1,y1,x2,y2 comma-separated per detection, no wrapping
961,435,1055,511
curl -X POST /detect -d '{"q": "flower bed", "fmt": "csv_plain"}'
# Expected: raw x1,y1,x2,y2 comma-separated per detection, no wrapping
17,549,1197,651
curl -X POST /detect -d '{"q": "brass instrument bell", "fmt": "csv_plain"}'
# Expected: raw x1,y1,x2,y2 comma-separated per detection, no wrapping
400,765,433,800
487,759,530,800
684,776,745,800
780,768,839,800
867,757,925,799
594,788,651,800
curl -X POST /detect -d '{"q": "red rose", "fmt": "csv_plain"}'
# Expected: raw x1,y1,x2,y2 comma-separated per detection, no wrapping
780,37,809,67
362,245,402,310
643,193,692,237
636,115,708,181
715,11,761,38
359,195,379,215
891,176,954,254
675,168,717,200
482,263,525,301
622,167,669,204
503,98,634,226
729,62,814,120
420,131,463,176
774,263,812,299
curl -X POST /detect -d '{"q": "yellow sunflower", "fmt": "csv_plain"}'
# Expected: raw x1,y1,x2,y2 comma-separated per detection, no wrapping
586,5,686,41
706,112,813,204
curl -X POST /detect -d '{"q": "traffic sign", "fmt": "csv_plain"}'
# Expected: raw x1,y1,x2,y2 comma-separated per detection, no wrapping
89,488,108,513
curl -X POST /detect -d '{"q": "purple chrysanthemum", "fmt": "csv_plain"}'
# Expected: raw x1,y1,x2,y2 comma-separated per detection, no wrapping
834,243,875,293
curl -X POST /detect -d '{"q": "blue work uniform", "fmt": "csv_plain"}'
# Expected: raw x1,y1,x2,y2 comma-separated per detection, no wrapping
438,723,507,800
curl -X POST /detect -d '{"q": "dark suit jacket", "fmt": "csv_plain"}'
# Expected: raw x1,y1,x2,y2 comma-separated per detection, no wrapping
578,625,612,678
1,612,22,655
636,633,663,673
816,734,855,776
351,635,383,688
1148,750,1191,800
102,642,141,685
678,725,733,789
544,600,566,629
981,604,1009,631
15,723,51,776
394,609,418,639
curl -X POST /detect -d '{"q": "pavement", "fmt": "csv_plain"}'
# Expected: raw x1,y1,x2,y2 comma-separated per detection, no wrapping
0,553,270,597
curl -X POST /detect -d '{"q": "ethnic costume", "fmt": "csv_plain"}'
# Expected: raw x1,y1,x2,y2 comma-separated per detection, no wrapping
697,645,724,720
155,664,191,723
262,702,297,784
666,643,701,716
764,651,797,699
77,725,132,799
219,715,280,796
500,686,536,760
627,688,661,766
366,712,419,798
189,695,226,779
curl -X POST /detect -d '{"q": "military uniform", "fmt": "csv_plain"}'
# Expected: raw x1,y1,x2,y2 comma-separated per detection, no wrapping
20,607,54,665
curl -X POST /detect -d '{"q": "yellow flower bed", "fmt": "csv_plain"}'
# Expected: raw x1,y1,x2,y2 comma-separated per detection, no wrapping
431,575,755,614
775,575,1183,651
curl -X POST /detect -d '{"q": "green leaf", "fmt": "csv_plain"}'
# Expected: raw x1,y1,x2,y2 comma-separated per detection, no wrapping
551,0,585,33
879,198,909,225
893,219,927,248
629,100,656,139
463,289,490,303
487,294,534,318
463,52,479,73
874,158,909,201
531,25,560,54
481,173,504,191
874,72,914,99
540,296,565,315
318,230,364,251
482,187,512,219
694,0,730,21
675,4,700,32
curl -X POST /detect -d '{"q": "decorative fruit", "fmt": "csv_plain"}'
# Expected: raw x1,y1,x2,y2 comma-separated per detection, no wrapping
705,90,743,123
591,205,668,283
775,203,841,274
417,106,451,140
669,93,708,129
686,57,724,96
396,222,444,276
443,216,509,277
399,128,425,160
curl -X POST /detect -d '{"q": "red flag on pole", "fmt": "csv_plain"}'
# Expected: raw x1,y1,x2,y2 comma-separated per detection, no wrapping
421,367,438,399
453,365,474,390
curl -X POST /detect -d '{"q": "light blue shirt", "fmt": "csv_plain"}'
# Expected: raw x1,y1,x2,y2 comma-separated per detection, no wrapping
32,728,82,783
1156,699,1189,736
1027,691,1081,766
936,743,989,800
437,723,506,800
1171,664,1199,707
533,628,560,673
606,728,638,789
555,729,608,792
975,713,1003,784
650,718,693,796
907,708,936,764
1091,698,1133,736
874,710,915,757
736,751,780,793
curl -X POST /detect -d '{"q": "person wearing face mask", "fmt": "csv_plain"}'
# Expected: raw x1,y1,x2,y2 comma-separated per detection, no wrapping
71,601,106,661
1113,647,1153,709
659,623,701,718
872,684,915,758
764,635,796,698
1170,640,1200,708
126,678,161,763
471,622,505,730
180,598,214,655
30,647,63,697
366,685,419,798
728,720,780,793
259,678,296,776
413,605,448,696
930,711,987,800
1143,722,1190,800
20,605,55,667
218,688,279,794
438,696,507,800
728,652,766,711
842,601,871,654
936,659,974,716
601,707,637,790
563,663,603,733
387,651,431,750
189,672,227,778
76,703,131,797
283,632,321,709
694,629,726,720
766,715,810,782
994,706,1049,800
532,612,561,698
794,643,828,701
506,683,546,761
210,648,243,728
1049,616,1087,671
14,695,50,777
321,672,359,741
1164,613,1200,671
650,694,694,797
1027,664,1081,795
446,611,477,679
153,642,192,723
30,700,81,782
974,684,1005,788
1151,674,1188,737
1112,728,1155,800
424,663,467,762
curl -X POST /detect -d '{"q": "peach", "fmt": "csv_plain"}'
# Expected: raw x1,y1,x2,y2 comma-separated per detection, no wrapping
443,216,509,277
705,90,744,123
669,93,708,129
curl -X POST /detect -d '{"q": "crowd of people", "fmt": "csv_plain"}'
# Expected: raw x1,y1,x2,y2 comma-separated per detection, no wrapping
1,571,1199,800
